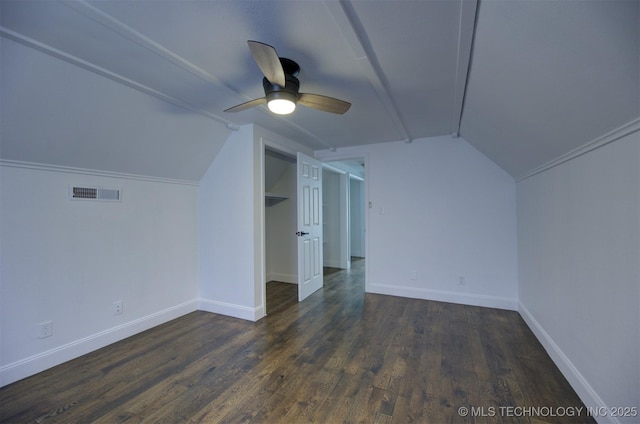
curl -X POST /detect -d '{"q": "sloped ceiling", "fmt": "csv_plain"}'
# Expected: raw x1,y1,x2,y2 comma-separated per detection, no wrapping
1,37,230,181
461,0,640,177
1,0,638,181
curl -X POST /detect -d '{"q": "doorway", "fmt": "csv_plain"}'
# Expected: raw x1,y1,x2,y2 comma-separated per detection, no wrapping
263,147,297,315
323,159,366,287
263,146,325,314
261,145,366,315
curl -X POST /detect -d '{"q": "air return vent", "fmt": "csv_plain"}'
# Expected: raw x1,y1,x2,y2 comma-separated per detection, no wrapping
69,185,121,202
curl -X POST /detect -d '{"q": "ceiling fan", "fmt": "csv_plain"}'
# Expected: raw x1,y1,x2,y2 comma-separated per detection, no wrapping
224,41,351,116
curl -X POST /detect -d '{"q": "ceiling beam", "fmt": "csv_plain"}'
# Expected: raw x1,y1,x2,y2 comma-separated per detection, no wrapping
451,0,479,137
60,0,242,104
0,27,238,130
325,0,413,143
7,0,339,150
61,1,340,151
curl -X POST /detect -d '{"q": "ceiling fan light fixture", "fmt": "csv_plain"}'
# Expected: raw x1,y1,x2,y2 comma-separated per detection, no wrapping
266,90,297,115
267,98,296,115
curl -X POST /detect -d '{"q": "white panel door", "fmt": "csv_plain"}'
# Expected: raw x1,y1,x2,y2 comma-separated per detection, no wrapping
297,152,323,301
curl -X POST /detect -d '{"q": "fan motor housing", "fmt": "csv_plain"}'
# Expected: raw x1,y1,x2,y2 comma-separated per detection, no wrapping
263,74,300,103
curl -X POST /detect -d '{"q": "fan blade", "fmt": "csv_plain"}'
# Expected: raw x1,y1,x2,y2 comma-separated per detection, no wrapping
224,97,266,113
247,41,286,87
298,93,351,114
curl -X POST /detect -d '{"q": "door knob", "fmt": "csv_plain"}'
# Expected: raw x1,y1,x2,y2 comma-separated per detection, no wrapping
296,231,309,236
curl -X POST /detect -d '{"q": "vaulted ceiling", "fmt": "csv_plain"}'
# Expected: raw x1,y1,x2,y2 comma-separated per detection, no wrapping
1,0,638,181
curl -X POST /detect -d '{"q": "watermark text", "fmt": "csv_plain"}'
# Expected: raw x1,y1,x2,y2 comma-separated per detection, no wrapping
457,405,638,418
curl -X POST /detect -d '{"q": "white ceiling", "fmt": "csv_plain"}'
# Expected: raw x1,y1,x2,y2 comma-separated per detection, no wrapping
1,0,638,180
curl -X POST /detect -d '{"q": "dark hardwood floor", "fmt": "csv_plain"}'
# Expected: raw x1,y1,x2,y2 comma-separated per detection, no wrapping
1,258,594,423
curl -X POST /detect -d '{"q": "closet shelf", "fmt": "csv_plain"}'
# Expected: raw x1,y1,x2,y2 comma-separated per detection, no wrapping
265,192,288,207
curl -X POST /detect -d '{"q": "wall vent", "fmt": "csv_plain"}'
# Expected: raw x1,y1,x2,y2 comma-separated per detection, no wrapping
70,185,121,202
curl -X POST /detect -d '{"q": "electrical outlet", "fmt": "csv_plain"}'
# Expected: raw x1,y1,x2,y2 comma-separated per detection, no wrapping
458,276,466,286
410,270,417,280
39,321,53,339
112,300,123,315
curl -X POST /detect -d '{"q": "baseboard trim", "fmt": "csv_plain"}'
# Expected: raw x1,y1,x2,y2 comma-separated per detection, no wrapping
518,302,618,424
266,272,297,284
198,298,264,322
368,283,517,311
323,259,343,269
0,300,198,387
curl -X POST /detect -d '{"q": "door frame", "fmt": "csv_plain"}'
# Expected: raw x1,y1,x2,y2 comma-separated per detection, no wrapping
321,164,351,270
258,138,370,315
348,173,365,261
314,152,370,293
258,136,315,316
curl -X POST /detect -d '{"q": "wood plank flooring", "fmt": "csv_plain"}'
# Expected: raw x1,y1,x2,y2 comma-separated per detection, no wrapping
0,258,594,423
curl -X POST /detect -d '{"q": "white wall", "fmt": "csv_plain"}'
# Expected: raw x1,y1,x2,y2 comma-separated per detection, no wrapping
198,124,315,320
517,131,640,423
198,125,263,321
317,135,518,310
350,178,365,258
0,164,199,386
323,169,343,268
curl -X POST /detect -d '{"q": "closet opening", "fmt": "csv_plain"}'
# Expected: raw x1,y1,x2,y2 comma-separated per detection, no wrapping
264,147,297,314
